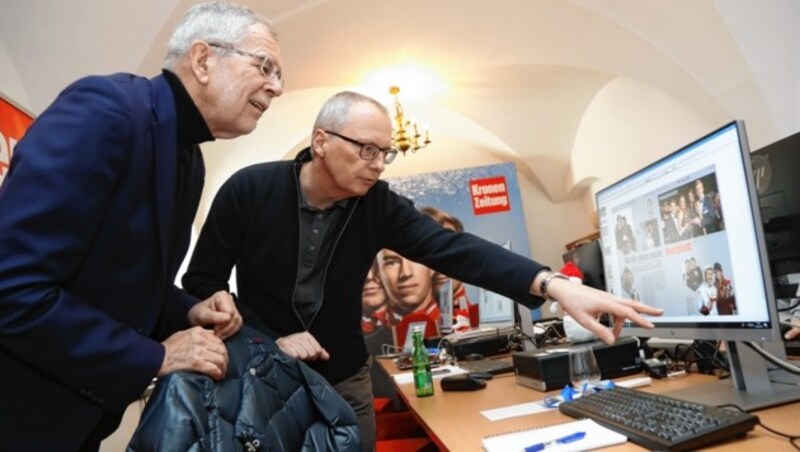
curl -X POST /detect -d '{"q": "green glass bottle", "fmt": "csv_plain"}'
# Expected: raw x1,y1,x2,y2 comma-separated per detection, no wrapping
411,327,434,397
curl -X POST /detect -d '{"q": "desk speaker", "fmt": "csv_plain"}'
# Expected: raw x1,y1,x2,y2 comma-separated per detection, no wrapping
512,336,642,391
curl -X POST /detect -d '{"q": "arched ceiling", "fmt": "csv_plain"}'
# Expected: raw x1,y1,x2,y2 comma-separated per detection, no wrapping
2,0,798,203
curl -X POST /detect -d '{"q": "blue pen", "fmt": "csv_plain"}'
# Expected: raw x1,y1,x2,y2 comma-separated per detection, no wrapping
523,431,586,452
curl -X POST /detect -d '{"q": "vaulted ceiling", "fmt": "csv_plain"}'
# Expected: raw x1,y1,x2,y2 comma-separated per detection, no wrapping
2,0,799,206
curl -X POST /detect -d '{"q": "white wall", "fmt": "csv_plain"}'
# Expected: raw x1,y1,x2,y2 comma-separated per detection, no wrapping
0,41,31,112
571,77,719,210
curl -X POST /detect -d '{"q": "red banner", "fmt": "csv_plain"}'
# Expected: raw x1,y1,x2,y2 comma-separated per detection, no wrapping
0,93,34,184
470,176,511,215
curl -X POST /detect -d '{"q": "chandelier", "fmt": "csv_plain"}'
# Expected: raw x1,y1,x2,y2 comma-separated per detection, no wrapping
389,86,431,154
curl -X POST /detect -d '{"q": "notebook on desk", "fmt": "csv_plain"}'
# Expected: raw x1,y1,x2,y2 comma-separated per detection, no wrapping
481,418,627,452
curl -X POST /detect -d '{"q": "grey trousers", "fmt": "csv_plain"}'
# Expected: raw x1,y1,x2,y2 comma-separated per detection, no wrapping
333,357,376,452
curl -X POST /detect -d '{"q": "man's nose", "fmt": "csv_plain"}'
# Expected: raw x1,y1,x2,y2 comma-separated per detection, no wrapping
264,77,283,97
399,259,413,278
369,154,386,172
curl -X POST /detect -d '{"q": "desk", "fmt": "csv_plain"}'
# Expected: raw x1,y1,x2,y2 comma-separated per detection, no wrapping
378,358,800,451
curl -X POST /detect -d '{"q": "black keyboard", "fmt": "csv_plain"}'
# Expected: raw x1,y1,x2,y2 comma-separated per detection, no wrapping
558,386,758,451
457,358,514,375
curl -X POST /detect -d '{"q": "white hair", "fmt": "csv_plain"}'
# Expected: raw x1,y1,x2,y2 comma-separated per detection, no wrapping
162,1,276,70
312,91,389,136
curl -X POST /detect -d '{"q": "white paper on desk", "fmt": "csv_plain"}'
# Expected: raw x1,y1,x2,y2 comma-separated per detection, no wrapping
480,400,554,421
392,365,467,385
482,418,627,452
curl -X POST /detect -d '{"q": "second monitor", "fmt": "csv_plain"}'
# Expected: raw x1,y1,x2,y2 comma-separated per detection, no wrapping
562,239,606,292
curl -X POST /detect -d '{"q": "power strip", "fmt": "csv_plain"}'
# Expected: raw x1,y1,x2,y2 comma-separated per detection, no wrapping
615,376,652,389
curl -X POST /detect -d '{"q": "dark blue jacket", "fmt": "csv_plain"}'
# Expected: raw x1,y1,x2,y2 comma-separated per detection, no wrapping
127,326,360,451
183,148,545,385
0,74,202,450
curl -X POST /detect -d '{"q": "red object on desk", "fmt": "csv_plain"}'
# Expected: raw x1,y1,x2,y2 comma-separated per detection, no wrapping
560,261,583,280
393,312,438,349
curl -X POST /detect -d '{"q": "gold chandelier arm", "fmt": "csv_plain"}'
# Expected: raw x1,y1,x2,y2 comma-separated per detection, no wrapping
389,86,430,156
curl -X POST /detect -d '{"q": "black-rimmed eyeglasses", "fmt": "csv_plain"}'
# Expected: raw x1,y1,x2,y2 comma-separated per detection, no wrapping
324,130,398,164
207,42,283,86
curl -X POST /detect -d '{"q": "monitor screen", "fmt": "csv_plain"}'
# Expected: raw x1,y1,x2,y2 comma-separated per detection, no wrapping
562,239,606,291
476,240,517,328
597,121,778,343
751,130,800,297
476,288,516,326
596,121,799,410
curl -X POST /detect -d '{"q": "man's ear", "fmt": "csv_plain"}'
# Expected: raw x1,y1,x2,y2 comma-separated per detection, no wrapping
311,129,328,158
189,41,213,84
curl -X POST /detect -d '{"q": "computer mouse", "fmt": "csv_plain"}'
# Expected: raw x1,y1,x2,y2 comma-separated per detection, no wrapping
469,377,488,390
465,353,484,361
440,375,487,391
467,372,494,381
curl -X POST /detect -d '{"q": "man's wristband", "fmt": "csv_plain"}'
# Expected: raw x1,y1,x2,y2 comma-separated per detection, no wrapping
539,271,569,301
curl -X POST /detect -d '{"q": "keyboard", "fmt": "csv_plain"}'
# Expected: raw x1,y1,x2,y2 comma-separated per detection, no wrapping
457,358,514,375
558,386,758,451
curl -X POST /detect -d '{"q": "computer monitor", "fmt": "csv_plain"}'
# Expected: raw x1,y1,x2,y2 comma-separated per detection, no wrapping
476,288,516,327
596,121,800,410
474,240,537,350
562,239,606,291
474,287,537,351
476,240,518,328
751,130,800,298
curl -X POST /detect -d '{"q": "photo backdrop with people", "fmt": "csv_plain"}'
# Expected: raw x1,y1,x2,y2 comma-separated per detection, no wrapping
360,162,538,344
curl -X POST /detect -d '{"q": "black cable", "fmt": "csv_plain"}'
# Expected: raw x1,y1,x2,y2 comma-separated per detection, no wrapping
679,341,728,375
709,342,730,372
675,343,693,361
718,403,800,450
542,323,565,345
777,298,800,312
668,344,693,373
512,325,537,350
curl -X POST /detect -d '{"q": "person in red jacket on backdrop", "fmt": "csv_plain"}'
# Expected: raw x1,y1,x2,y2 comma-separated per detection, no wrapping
421,206,479,329
360,259,392,334
377,248,440,324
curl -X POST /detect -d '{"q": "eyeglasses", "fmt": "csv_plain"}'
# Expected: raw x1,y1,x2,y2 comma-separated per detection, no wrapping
324,130,398,164
207,42,283,86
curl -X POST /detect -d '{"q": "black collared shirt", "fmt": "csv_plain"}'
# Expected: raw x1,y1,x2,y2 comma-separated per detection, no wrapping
293,169,350,328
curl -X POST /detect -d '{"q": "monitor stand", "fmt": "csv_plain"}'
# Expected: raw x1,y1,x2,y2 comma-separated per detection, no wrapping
663,341,800,411
516,302,537,351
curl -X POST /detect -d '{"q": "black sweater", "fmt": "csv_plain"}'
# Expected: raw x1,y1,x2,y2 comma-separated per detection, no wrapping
184,148,545,384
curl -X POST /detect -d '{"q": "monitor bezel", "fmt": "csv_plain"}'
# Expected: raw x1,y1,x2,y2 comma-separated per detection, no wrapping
597,120,781,343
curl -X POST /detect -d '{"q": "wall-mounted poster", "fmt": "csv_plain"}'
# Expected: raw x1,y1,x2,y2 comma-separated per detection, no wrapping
361,162,539,341
0,92,35,186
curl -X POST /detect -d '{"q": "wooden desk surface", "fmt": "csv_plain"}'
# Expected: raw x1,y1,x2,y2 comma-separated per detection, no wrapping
377,357,800,451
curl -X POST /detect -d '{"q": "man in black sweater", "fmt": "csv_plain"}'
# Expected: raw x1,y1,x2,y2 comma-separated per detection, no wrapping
183,91,662,451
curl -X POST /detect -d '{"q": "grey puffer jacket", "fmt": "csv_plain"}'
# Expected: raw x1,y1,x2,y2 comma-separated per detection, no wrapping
127,326,360,451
